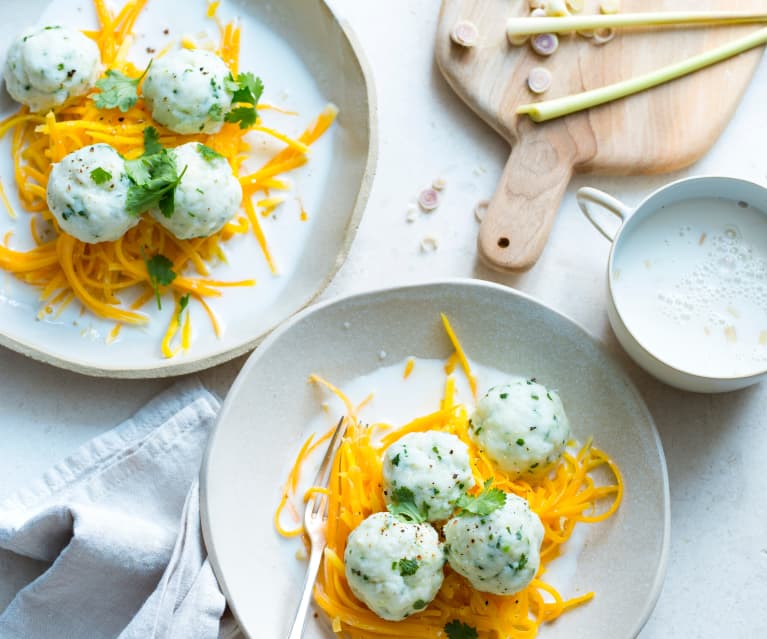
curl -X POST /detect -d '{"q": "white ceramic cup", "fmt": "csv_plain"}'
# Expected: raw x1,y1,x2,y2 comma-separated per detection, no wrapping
577,176,767,393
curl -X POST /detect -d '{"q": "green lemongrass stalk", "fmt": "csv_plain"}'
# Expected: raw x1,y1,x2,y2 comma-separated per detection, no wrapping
506,11,767,37
517,26,767,123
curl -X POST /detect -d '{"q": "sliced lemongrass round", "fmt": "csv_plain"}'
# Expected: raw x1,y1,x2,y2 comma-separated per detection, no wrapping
531,8,547,18
474,200,489,223
531,32,559,55
566,0,584,12
432,177,447,191
600,0,621,15
509,31,530,46
593,27,616,45
529,0,545,9
420,236,439,252
545,0,570,17
527,66,552,94
418,188,440,211
451,20,479,48
578,28,596,38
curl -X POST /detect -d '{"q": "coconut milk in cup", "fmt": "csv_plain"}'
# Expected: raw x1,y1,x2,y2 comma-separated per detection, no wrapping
578,177,767,392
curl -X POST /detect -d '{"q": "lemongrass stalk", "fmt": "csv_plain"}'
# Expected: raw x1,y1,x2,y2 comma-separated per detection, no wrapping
517,26,767,123
507,11,767,37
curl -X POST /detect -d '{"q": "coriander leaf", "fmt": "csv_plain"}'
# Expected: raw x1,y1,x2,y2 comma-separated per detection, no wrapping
386,486,428,524
90,167,112,184
93,60,152,112
455,479,506,517
398,558,418,577
444,620,478,639
142,126,162,156
224,105,257,129
144,253,176,310
178,293,190,323
197,143,223,162
125,155,183,216
230,72,264,105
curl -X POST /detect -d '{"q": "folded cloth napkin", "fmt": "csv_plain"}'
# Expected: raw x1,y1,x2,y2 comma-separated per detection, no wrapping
0,378,227,639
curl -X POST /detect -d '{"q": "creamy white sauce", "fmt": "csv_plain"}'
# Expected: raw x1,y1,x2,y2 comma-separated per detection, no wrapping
612,197,767,378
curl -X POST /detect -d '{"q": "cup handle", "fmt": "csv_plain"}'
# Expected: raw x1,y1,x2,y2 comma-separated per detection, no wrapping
576,187,632,242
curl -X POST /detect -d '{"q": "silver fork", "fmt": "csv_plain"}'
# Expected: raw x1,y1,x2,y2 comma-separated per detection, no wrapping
287,417,347,639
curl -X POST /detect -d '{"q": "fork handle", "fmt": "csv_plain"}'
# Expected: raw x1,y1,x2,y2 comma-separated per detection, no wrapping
287,544,326,639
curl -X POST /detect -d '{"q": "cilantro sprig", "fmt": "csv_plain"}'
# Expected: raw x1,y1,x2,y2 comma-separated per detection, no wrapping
125,127,187,218
143,252,176,310
93,60,152,112
455,479,506,517
444,620,478,639
177,293,190,323
223,72,264,129
386,486,428,524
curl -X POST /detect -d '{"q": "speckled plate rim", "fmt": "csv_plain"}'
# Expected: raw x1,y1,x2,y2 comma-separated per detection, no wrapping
200,278,671,639
0,0,378,379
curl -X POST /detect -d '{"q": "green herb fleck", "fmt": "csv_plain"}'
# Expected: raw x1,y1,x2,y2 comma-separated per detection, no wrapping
57,63,64,71
90,167,112,184
500,392,508,399
412,599,427,611
516,438,525,446
455,479,506,517
398,558,419,577
531,394,539,400
207,103,223,121
391,453,400,467
444,620,478,639
93,60,152,112
197,143,223,162
143,253,176,310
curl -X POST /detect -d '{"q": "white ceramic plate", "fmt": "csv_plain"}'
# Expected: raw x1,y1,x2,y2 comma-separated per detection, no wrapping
0,0,375,377
201,279,670,639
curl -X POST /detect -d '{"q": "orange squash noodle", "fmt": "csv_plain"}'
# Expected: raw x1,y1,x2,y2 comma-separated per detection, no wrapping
275,320,623,639
0,0,336,357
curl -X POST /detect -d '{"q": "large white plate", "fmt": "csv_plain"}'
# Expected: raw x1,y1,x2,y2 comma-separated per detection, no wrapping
201,279,670,639
0,0,375,377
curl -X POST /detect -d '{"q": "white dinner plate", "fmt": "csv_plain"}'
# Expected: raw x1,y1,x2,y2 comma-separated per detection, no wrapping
0,0,375,377
201,279,670,639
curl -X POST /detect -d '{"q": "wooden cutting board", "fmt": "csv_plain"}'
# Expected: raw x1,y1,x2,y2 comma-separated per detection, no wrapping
436,0,765,271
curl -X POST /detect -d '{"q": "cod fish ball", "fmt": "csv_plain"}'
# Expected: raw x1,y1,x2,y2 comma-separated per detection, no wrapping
4,25,101,113
46,143,136,243
344,512,445,621
142,48,233,134
444,492,544,595
383,431,475,521
470,379,570,475
149,142,242,239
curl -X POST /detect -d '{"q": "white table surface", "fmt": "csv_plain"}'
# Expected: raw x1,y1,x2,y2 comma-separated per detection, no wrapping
2,1,767,637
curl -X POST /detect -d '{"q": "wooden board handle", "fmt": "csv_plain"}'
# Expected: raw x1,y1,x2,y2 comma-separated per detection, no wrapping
478,128,575,272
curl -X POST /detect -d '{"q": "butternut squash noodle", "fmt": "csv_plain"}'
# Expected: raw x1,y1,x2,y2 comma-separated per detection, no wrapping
276,315,623,639
0,0,336,357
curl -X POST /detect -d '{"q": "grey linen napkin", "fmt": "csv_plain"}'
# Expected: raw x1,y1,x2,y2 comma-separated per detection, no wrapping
0,379,226,639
